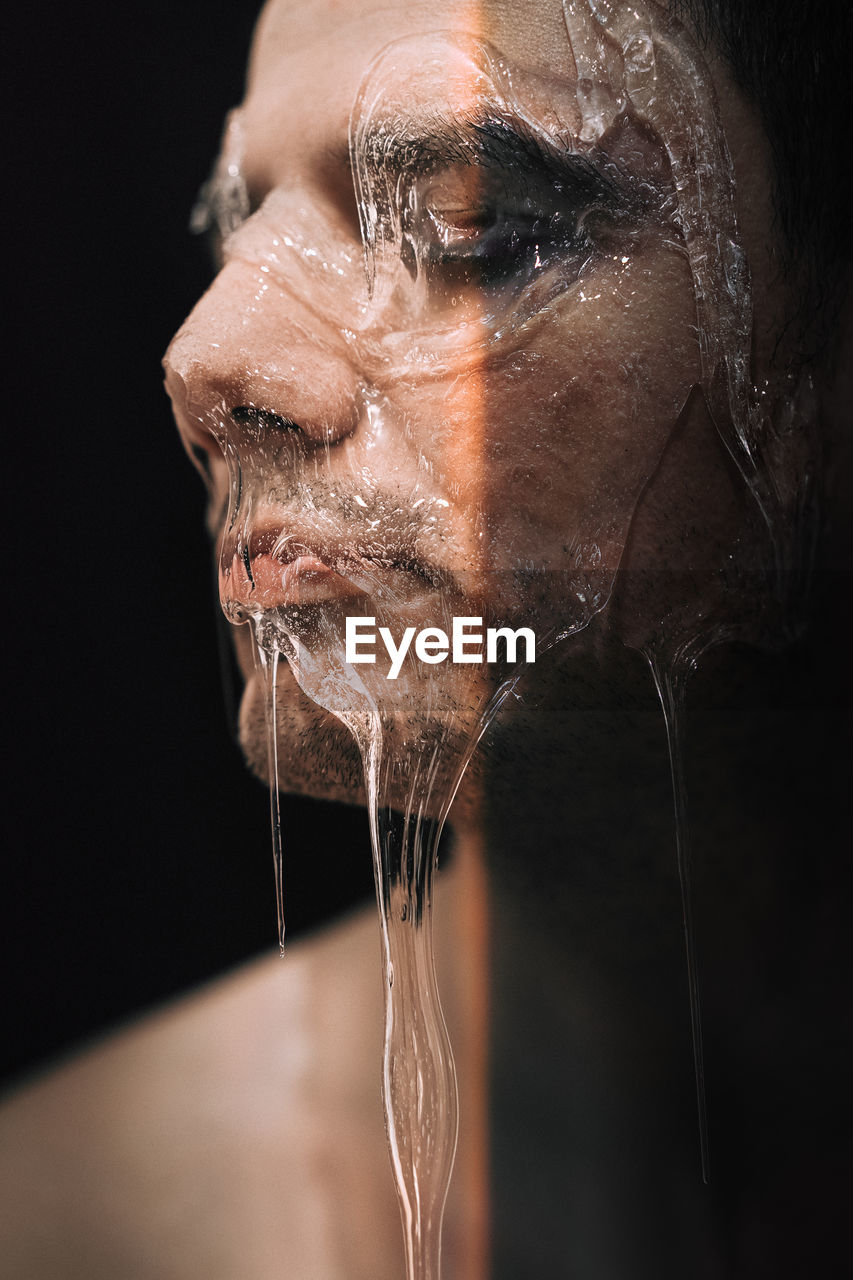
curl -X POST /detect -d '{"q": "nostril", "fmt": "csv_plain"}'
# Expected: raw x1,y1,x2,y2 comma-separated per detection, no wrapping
231,406,301,433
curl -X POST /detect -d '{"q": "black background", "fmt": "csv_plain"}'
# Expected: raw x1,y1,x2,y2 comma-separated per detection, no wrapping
3,1,373,1085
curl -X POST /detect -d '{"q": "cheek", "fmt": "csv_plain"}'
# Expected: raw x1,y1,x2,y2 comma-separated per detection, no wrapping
471,248,701,572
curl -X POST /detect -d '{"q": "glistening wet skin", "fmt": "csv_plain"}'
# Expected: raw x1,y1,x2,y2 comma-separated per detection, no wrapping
164,3,826,1275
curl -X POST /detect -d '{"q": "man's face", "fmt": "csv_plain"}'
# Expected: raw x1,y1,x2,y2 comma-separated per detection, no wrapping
164,0,779,802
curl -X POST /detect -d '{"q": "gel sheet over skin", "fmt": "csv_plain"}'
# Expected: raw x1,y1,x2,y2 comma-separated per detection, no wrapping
171,4,821,1275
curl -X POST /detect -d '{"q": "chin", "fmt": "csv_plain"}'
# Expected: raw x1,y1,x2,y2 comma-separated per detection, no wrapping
238,661,368,806
236,638,501,822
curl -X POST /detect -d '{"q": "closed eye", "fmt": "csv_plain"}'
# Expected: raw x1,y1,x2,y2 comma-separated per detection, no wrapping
401,147,640,296
364,113,660,303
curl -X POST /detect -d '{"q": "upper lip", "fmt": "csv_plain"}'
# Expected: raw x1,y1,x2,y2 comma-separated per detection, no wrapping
221,518,463,614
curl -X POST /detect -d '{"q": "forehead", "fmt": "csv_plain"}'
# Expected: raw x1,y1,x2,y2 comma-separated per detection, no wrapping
249,0,571,82
241,0,577,183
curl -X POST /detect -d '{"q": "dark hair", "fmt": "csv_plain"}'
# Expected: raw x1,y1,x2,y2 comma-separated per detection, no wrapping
673,0,852,354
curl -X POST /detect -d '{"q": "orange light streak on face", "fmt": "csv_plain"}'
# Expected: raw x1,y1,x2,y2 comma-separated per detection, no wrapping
439,7,489,1279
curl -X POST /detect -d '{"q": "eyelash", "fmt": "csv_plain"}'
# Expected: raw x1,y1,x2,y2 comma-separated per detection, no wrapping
421,204,593,287
402,169,618,292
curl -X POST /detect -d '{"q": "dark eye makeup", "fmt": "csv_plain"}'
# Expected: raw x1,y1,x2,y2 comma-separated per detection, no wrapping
395,114,656,294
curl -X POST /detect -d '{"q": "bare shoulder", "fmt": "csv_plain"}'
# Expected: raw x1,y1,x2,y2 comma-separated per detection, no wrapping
0,908,400,1280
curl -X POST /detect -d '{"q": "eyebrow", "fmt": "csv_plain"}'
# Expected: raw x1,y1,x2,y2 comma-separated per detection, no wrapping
196,108,639,242
350,110,633,206
361,111,577,173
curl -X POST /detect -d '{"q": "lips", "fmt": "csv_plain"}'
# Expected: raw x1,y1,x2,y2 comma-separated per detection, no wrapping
248,552,369,608
220,520,459,620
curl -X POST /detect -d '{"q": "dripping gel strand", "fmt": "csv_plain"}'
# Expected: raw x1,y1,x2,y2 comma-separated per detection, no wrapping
646,648,711,1184
359,717,462,1280
252,613,464,1279
256,641,287,956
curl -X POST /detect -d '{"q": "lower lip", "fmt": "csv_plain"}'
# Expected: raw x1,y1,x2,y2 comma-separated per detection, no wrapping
223,547,458,633
226,552,369,609
278,555,368,605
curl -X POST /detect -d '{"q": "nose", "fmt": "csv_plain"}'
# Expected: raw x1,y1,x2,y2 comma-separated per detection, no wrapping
163,257,362,457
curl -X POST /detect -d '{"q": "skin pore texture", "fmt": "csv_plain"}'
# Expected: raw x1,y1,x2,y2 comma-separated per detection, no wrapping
167,0,791,808
1,1,850,1277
